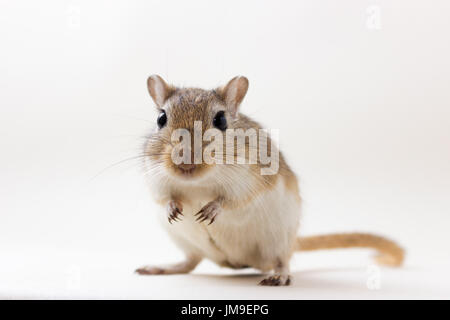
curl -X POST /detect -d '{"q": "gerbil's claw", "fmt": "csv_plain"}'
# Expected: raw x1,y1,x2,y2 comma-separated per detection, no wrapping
167,200,183,224
195,201,221,225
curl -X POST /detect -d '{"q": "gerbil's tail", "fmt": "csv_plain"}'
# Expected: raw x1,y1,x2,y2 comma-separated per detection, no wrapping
295,233,405,267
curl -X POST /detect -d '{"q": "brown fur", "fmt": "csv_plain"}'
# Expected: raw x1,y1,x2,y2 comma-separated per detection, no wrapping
296,233,405,266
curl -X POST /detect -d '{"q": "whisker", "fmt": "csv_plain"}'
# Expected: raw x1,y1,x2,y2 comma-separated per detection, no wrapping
88,154,151,182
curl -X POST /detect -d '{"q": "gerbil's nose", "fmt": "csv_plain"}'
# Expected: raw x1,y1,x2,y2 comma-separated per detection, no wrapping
178,163,196,171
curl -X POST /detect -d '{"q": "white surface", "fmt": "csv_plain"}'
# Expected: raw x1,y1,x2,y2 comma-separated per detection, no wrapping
1,244,449,299
1,0,450,299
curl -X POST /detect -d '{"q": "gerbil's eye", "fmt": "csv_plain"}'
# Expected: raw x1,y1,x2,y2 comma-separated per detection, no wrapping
157,110,167,128
213,111,227,131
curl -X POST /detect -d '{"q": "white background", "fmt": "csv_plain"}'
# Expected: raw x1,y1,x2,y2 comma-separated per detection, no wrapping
1,0,449,299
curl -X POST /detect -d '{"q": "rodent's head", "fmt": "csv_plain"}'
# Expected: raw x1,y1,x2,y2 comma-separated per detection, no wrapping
144,75,249,182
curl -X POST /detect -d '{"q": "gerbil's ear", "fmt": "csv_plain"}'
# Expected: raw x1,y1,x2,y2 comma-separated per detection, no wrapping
217,76,249,116
147,75,174,108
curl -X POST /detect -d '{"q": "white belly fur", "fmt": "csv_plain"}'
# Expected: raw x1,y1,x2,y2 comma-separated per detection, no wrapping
158,177,301,271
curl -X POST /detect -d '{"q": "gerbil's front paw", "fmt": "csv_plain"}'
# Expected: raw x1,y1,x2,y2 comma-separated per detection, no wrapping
195,201,221,225
167,200,183,224
259,275,291,286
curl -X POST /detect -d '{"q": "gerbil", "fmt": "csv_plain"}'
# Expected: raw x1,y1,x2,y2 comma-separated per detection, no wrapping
135,75,404,286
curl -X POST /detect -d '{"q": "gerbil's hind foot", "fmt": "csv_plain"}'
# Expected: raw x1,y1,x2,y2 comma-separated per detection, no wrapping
135,255,201,275
259,275,291,286
259,258,291,286
135,265,167,275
